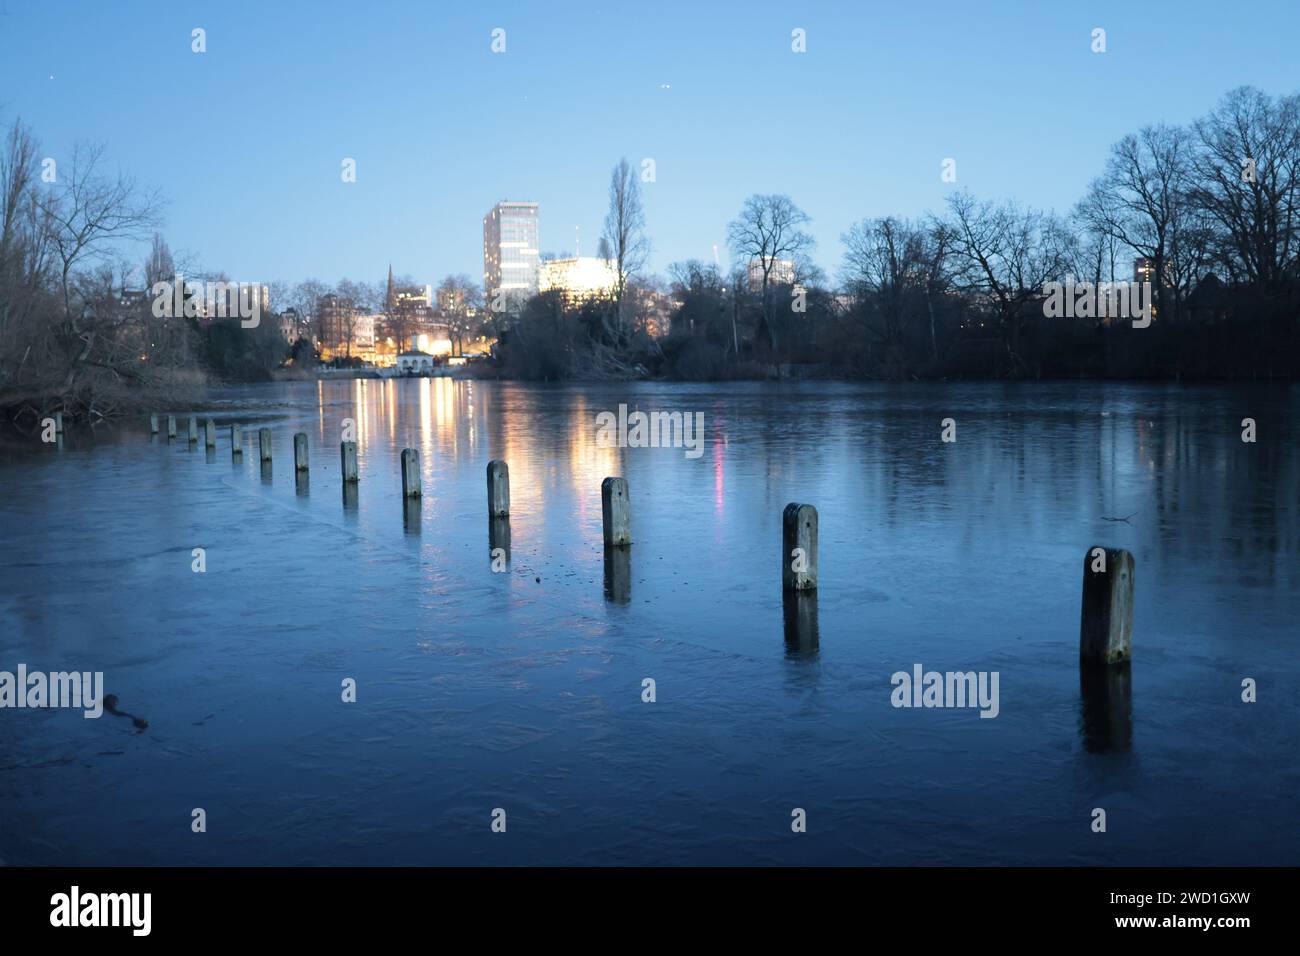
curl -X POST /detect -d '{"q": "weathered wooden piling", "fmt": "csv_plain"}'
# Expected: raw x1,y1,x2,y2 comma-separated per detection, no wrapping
230,424,242,455
774,502,816,590
488,515,511,563
402,496,421,533
340,441,359,482
167,415,177,439
603,546,632,604
150,413,159,434
487,460,510,516
601,477,631,547
187,416,198,443
258,427,272,462
294,432,309,471
781,503,818,592
400,448,421,497
1080,661,1132,753
1080,547,1134,664
783,589,820,655
204,419,216,449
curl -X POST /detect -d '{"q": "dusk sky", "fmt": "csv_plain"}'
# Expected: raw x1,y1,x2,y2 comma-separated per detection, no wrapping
3,0,1298,288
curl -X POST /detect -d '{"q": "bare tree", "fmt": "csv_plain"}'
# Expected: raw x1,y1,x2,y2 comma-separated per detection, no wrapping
945,192,1070,374
436,273,484,355
2,131,166,415
0,119,54,392
922,221,953,365
1189,86,1300,288
727,194,814,351
1077,123,1201,322
333,278,373,358
40,142,162,321
841,216,952,376
290,278,328,346
601,157,649,341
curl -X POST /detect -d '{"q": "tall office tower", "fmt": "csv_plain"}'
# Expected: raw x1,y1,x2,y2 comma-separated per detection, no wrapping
483,200,540,309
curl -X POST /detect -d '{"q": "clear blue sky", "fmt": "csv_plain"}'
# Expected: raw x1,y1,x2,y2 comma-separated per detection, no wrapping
2,0,1297,289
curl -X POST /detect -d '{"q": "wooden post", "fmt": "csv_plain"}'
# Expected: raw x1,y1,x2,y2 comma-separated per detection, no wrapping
401,448,421,497
782,503,818,592
783,590,820,654
167,415,177,439
601,477,631,547
150,413,159,434
403,496,421,533
294,432,309,471
1080,547,1134,664
1080,661,1133,753
258,427,272,462
487,460,510,516
488,516,510,564
603,546,632,604
204,419,216,449
187,416,199,443
340,441,359,482
230,424,242,455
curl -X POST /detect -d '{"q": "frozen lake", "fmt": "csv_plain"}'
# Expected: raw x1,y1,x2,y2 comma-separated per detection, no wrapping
0,379,1296,865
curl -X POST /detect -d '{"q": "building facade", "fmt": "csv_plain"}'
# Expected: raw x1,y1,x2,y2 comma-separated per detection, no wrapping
747,258,796,292
483,201,540,309
538,256,618,304
316,295,378,362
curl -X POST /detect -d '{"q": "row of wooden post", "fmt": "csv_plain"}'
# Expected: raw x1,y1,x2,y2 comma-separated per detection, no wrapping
150,412,1134,667
150,413,221,449
154,413,512,516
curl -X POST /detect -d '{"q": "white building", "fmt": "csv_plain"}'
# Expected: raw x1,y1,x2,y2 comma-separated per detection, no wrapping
747,257,796,291
352,313,379,361
538,256,618,303
483,200,540,308
396,350,436,374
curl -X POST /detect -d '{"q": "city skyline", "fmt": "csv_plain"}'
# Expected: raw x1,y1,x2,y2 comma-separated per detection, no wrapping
4,0,1300,287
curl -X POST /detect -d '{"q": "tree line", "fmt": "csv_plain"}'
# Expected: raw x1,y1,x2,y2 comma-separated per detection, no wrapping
498,85,1300,382
0,106,495,427
4,84,1298,427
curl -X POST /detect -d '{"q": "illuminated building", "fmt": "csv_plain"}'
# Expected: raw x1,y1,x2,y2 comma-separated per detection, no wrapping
1134,258,1160,321
538,256,618,304
483,201,540,309
375,267,447,365
316,295,378,361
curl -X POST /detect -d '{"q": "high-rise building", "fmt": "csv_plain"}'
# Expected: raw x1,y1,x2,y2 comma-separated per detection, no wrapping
483,201,540,308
